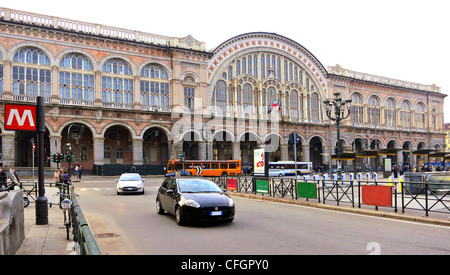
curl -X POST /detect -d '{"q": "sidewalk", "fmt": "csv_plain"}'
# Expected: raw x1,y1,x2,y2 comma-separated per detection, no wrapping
15,202,75,255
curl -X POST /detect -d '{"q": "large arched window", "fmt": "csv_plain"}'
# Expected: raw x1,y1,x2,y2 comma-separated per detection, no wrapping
13,47,51,97
400,101,412,128
367,95,381,126
59,53,95,101
212,51,316,121
385,98,397,128
351,92,364,125
102,59,134,105
140,63,170,109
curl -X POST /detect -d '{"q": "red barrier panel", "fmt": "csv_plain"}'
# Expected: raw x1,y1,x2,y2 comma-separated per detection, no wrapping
362,185,392,207
227,178,237,191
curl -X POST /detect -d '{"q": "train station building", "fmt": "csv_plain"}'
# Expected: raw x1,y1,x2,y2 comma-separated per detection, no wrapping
0,7,446,174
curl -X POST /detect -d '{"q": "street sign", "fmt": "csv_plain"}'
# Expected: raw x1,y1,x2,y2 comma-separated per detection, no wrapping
196,166,202,175
5,104,37,131
256,180,269,194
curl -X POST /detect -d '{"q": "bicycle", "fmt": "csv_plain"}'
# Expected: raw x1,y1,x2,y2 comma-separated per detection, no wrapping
53,191,78,240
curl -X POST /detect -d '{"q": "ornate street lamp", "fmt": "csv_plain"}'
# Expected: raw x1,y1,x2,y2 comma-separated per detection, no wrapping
323,92,352,180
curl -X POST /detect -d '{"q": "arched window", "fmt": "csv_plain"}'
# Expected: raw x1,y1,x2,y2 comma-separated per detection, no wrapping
140,63,170,109
102,59,133,105
13,47,51,97
368,95,381,126
242,83,253,114
415,102,426,129
59,53,95,101
299,93,304,119
311,92,320,121
400,101,412,128
385,98,397,128
214,80,227,115
350,93,364,124
290,90,299,119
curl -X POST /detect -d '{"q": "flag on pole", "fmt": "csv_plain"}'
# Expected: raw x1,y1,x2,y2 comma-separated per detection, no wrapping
268,98,281,114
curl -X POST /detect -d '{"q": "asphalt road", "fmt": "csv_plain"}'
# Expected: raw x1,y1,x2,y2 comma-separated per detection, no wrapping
74,176,450,255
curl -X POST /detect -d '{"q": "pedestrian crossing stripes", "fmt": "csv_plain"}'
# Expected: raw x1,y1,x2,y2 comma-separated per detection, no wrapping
78,187,113,192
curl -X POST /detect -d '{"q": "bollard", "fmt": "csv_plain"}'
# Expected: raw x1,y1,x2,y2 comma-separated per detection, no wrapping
399,175,404,192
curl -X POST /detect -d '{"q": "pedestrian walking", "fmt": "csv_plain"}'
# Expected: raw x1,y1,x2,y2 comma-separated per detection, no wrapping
10,168,20,184
59,169,64,184
53,169,60,187
78,165,83,180
63,171,70,184
0,168,7,189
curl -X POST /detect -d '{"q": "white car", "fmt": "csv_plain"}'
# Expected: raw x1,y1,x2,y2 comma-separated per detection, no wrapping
116,173,145,195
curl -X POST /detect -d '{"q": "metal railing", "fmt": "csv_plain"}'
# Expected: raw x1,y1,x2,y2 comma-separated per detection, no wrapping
68,185,101,255
210,175,450,218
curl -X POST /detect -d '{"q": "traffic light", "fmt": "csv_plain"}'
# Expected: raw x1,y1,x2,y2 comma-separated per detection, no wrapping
64,154,74,162
50,154,56,162
55,153,62,163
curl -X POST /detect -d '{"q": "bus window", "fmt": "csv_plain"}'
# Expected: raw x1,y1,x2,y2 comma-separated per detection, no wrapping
299,164,308,169
202,163,210,169
211,163,219,169
229,163,236,169
175,163,184,170
220,163,228,169
185,163,193,169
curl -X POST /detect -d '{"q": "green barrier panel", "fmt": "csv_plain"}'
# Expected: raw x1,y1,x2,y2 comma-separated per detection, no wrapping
297,181,317,199
256,180,269,194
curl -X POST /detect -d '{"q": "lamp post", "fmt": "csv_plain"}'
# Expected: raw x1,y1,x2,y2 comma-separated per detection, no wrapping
323,92,352,180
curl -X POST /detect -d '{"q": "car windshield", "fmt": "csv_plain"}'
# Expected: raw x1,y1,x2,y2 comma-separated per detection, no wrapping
119,174,141,181
178,180,222,193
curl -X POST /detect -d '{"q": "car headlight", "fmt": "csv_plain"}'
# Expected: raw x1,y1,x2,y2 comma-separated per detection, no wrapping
228,197,234,207
185,199,200,208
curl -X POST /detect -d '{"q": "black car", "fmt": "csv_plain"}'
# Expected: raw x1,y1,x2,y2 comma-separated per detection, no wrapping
156,178,235,225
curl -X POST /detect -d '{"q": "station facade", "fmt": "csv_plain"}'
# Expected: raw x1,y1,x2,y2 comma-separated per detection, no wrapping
0,8,446,174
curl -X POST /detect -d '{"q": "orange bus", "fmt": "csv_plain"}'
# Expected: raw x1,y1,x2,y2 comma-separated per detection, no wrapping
167,159,241,176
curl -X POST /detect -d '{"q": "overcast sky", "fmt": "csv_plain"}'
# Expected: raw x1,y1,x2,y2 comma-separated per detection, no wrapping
2,0,449,121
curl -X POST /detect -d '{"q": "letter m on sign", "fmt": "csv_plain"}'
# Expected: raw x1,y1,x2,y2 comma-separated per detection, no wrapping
5,104,37,131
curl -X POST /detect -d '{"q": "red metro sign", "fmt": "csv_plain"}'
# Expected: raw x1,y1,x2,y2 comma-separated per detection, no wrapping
4,104,37,131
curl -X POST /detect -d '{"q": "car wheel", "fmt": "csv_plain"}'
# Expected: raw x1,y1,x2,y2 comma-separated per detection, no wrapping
175,206,187,226
156,197,165,215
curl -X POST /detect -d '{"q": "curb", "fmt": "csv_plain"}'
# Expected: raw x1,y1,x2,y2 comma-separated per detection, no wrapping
228,192,450,227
